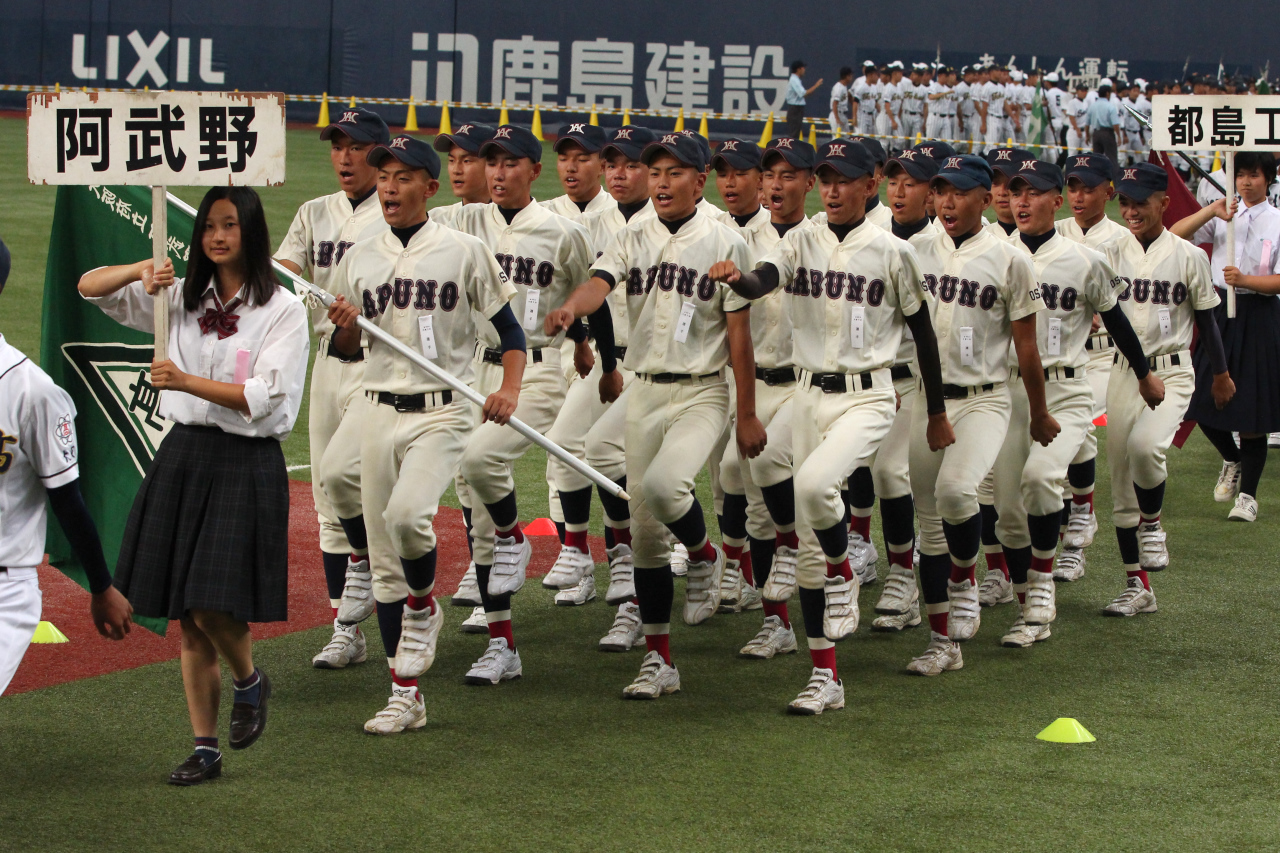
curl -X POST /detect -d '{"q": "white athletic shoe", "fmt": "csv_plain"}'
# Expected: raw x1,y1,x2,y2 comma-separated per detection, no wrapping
1214,461,1242,502
488,535,532,596
363,685,426,735
1062,502,1099,549
460,605,488,634
1054,548,1086,582
1023,568,1056,626
670,543,689,577
452,562,482,607
913,534,921,568
787,667,846,716
683,545,725,625
311,619,368,669
555,573,597,606
1103,577,1158,616
947,579,982,641
872,598,922,632
738,583,763,611
1001,614,1051,648
906,634,964,676
763,546,798,601
875,565,918,615
543,545,594,590
738,615,798,659
717,559,743,612
823,575,860,640
336,557,374,625
1228,493,1258,522
848,532,879,585
978,569,1014,607
1137,521,1169,571
622,650,681,699
393,602,445,678
604,544,636,605
1271,433,1280,449
599,601,644,652
464,637,523,685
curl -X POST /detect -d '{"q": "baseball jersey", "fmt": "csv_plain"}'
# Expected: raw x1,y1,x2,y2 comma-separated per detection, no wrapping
581,201,656,349
1112,228,1218,357
541,190,617,223
1056,213,1130,268
915,227,1044,386
1045,87,1067,123
956,81,975,119
274,188,387,337
331,221,516,395
853,77,879,123
593,207,751,375
895,217,943,364
452,202,593,351
724,206,793,369
0,336,79,570
1012,233,1122,370
758,218,926,375
902,82,924,117
1064,96,1088,130
429,200,466,230
983,81,1006,121
830,81,851,120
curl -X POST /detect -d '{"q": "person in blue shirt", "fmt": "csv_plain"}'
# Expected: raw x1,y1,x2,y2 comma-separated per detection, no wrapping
784,59,825,140
1087,82,1120,163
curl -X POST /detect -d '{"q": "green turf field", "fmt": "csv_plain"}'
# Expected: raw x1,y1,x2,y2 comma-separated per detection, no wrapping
3,114,1278,852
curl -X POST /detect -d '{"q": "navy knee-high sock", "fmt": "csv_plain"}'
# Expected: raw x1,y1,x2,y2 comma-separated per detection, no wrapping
1240,436,1268,497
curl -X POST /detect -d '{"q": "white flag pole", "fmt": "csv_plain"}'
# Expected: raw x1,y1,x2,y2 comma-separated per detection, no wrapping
161,191,630,501
151,186,169,359
1224,151,1237,319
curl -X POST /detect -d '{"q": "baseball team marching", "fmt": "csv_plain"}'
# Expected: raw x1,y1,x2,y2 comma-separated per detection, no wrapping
6,85,1280,785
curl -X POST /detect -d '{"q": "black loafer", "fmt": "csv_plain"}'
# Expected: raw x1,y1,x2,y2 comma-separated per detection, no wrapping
229,670,272,750
168,752,222,786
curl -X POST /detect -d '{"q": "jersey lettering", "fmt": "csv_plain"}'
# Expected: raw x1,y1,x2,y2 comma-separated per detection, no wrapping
315,240,356,269
393,278,413,309
626,267,644,295
0,430,15,474
413,280,439,310
362,280,460,318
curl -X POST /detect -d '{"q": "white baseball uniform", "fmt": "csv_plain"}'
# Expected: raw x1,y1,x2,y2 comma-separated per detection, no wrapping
982,80,1008,151
1064,96,1089,156
829,80,852,137
901,81,924,144
853,77,879,136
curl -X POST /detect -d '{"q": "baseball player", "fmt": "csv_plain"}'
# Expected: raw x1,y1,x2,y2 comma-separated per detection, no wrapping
852,62,880,136
982,66,1009,153
1043,73,1068,164
900,65,925,146
992,160,1163,647
322,135,523,733
1103,163,1232,617
829,67,854,138
452,125,593,683
808,137,892,232
274,107,390,669
1064,83,1090,157
906,154,1055,675
877,62,905,151
710,139,950,714
430,122,496,231
985,146,1031,238
545,133,763,700
0,238,133,697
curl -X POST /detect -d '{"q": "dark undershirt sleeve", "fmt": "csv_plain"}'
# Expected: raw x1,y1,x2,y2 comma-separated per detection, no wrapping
589,302,618,373
566,319,587,344
903,307,946,416
488,303,527,354
1098,305,1149,380
590,269,616,289
46,480,113,595
1195,308,1229,375
730,263,781,300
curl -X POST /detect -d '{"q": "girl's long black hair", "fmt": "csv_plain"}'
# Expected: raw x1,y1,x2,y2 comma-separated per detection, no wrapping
182,187,278,311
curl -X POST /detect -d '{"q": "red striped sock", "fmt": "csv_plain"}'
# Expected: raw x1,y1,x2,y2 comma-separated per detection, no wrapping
810,646,837,678
739,551,755,587
406,593,434,612
498,523,525,544
391,670,417,690
331,606,339,619
1030,556,1054,575
928,611,948,635
827,558,853,582
776,529,799,550
1073,491,1094,510
689,540,717,564
763,600,790,628
611,526,632,546
488,619,515,649
985,550,1008,580
850,513,872,541
565,529,589,551
889,546,913,569
1127,569,1151,590
950,561,977,584
645,631,671,664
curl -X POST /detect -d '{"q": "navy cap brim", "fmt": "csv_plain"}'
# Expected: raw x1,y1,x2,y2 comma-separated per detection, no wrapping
711,151,760,172
1009,173,1061,192
367,145,441,178
886,158,936,182
1065,171,1109,188
320,124,381,143
1117,184,1160,202
553,136,604,154
762,148,813,171
816,160,872,180
433,133,482,153
931,173,987,192
479,138,539,161
641,142,702,170
603,142,645,162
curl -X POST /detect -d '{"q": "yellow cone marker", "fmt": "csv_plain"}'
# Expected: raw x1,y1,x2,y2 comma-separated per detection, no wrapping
758,112,774,145
916,132,924,145
621,108,631,126
315,93,330,128
499,99,510,126
31,621,69,644
1036,717,1096,743
698,112,709,138
589,105,599,126
438,101,452,136
674,108,685,132
348,96,356,108
808,122,817,147
404,96,419,132
531,105,543,139
1211,150,1222,172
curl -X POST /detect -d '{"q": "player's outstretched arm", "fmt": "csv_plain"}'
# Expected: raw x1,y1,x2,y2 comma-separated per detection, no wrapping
709,261,780,300
1098,304,1165,409
903,306,955,451
587,302,624,404
485,304,526,424
544,276,613,335
46,480,133,640
727,309,766,459
1011,315,1060,446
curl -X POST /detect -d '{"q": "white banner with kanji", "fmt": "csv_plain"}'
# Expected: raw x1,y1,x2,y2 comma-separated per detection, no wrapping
1151,94,1280,152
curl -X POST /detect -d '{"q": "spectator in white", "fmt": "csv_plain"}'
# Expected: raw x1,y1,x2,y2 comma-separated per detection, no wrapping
785,59,825,140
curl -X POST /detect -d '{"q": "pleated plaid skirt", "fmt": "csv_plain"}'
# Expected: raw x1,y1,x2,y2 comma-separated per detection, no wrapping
113,424,289,623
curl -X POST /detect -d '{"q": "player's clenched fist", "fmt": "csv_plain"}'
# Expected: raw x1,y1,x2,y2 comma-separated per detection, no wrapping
141,258,175,295
327,295,361,330
1029,411,1061,447
483,387,519,425
708,260,743,284
735,413,767,459
544,307,575,335
1138,373,1165,410
926,411,956,452
598,368,623,404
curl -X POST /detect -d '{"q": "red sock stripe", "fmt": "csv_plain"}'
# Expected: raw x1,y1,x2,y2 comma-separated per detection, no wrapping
645,632,671,664
690,541,717,564
810,646,837,678
1127,569,1151,590
565,530,589,551
889,547,913,569
850,514,872,541
927,611,948,636
777,530,799,550
406,593,433,612
762,600,789,628
1073,491,1094,510
499,524,525,544
612,527,632,546
1030,556,1054,575
827,558,853,582
739,552,754,587
950,562,977,584
985,551,1008,579
488,619,515,649
391,671,418,689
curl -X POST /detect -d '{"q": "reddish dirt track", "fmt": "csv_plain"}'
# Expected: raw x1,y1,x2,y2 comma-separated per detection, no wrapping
9,480,589,695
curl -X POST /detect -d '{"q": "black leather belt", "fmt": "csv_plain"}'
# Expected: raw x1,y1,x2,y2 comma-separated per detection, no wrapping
1085,335,1114,351
890,364,914,382
755,366,797,386
1014,366,1077,380
941,382,996,400
1115,352,1181,370
326,340,364,363
483,347,546,365
638,371,721,384
373,390,452,412
615,346,628,360
809,371,874,393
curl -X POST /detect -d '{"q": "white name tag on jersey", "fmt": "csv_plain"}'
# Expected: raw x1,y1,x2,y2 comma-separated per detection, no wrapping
674,301,696,344
850,306,865,349
1157,307,1172,338
523,290,540,330
1046,318,1062,356
959,326,974,366
418,316,438,360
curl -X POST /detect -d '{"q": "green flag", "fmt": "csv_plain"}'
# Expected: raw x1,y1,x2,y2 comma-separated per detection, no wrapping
1027,80,1045,157
39,185,198,635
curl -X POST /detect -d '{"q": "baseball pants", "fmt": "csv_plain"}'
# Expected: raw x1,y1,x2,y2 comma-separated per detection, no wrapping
547,355,634,494
993,374,1095,549
626,374,730,569
1107,354,1195,529
900,114,923,146
1066,128,1087,157
925,116,949,143
792,369,897,588
830,113,851,138
857,112,877,136
1071,342,1114,465
707,368,737,517
309,343,367,553
910,383,1013,554
966,119,983,154
870,373,918,500
719,378,795,541
984,117,1006,152
0,568,41,696
544,338,588,526
461,354,568,566
874,113,894,148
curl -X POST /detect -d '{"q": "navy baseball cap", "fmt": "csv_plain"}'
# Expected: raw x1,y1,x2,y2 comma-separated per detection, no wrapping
986,147,1034,176
367,135,442,179
915,140,956,162
932,154,994,191
641,132,708,171
320,107,391,145
852,136,888,165
602,125,658,162
1116,162,1168,202
1008,159,1064,192
815,138,876,179
1064,152,1116,187
554,122,608,154
479,125,543,162
0,238,9,293
886,147,940,181
680,130,713,170
432,122,496,154
762,137,816,170
710,138,763,171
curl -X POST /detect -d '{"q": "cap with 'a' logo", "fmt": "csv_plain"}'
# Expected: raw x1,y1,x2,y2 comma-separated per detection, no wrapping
368,135,442,177
985,146,1034,177
762,136,817,170
887,147,940,181
1115,162,1168,202
320,107,391,145
641,132,708,171
1008,159,1065,191
915,140,956,162
932,154,994,191
553,123,609,154
602,125,659,162
815,138,876,179
432,122,496,153
479,125,544,162
1064,152,1116,187
710,138,763,172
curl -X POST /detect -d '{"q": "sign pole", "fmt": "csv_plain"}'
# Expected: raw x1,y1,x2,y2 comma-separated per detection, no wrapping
151,185,169,359
1224,151,1237,318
